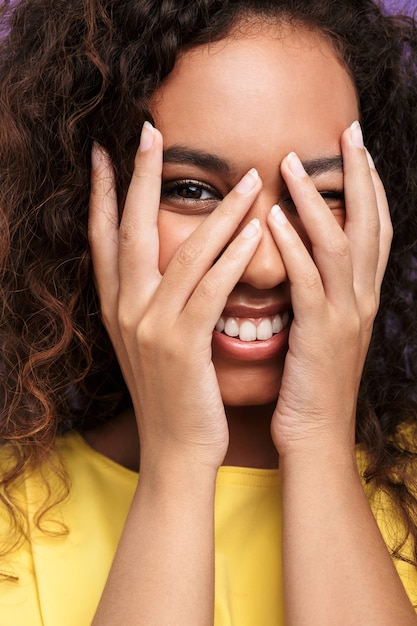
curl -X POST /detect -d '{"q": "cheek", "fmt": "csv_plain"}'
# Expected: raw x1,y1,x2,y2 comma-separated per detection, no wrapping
157,209,205,273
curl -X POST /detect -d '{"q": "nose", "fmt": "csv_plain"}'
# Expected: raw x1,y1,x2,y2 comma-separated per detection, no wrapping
237,192,288,290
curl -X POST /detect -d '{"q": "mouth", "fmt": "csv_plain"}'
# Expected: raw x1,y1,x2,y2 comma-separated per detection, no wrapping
215,311,290,342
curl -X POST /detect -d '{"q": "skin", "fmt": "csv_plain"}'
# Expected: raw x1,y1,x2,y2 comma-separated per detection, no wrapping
86,25,359,469
88,22,416,626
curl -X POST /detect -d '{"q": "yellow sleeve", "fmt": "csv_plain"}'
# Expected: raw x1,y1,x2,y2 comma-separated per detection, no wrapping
0,448,43,625
0,543,43,625
370,487,417,610
0,434,137,626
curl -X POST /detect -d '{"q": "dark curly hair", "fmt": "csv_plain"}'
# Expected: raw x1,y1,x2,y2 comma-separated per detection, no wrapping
0,0,417,566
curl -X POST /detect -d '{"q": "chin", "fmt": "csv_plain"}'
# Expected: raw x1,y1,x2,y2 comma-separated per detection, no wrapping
216,365,282,407
222,392,279,407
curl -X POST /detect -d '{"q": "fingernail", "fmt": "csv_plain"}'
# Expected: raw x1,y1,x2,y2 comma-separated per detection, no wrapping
139,121,155,152
287,152,306,178
271,204,287,225
350,121,364,149
235,168,259,194
240,218,260,239
365,148,376,170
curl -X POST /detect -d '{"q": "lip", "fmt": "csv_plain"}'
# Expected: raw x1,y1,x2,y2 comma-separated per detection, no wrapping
221,302,290,318
212,323,290,362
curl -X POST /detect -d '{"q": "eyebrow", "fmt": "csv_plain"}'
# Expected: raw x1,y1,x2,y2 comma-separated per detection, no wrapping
163,146,237,176
302,155,343,177
163,145,343,178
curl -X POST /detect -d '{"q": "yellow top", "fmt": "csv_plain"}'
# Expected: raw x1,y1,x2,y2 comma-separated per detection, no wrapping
0,431,416,625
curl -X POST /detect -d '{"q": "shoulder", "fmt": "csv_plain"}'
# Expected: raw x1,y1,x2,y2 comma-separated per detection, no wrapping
0,431,137,554
357,426,417,607
0,432,138,625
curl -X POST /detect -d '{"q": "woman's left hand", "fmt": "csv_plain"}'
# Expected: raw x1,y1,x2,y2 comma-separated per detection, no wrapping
267,122,392,458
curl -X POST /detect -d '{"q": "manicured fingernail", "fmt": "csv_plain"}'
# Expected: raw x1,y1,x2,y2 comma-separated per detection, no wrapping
240,218,260,239
139,121,155,152
287,152,306,178
271,204,288,225
350,121,364,149
365,148,376,170
235,168,259,194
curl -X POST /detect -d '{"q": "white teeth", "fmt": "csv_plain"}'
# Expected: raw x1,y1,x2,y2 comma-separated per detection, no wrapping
239,320,257,342
272,314,283,334
215,317,225,332
216,312,290,342
224,317,239,337
256,318,273,340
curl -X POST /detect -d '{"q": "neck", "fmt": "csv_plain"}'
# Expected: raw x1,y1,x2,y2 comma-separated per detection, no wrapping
83,403,279,472
223,403,279,469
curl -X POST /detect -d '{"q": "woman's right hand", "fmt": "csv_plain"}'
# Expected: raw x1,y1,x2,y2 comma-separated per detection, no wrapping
88,122,263,473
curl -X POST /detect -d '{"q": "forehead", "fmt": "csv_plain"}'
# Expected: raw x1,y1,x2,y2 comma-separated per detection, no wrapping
151,24,359,168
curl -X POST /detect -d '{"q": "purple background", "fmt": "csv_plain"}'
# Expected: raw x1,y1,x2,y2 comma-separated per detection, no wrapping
381,0,416,13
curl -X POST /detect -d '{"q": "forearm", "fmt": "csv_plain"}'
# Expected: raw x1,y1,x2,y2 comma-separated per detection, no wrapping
92,460,217,626
280,446,417,626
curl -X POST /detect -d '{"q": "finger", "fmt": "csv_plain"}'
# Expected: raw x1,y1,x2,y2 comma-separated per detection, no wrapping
88,143,120,307
365,153,393,292
118,122,164,307
156,168,262,312
88,144,138,392
182,218,262,333
279,152,355,308
267,204,325,321
341,122,381,296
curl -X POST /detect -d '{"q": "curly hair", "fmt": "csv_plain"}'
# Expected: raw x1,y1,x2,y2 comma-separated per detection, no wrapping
0,0,417,565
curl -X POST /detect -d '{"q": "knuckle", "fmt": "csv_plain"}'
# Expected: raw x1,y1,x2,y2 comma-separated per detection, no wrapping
135,322,150,349
135,312,161,346
362,296,379,326
132,166,153,184
217,198,239,220
135,319,158,357
301,270,321,291
195,277,219,303
350,310,362,336
326,234,350,259
222,244,242,264
136,317,179,363
300,183,320,206
175,238,203,266
337,309,361,345
117,307,137,336
118,219,140,247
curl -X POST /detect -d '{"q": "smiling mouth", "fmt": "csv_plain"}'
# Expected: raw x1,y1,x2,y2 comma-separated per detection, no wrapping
215,312,290,342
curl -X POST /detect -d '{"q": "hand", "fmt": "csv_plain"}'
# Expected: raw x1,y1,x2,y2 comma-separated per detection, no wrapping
88,123,263,472
267,122,392,458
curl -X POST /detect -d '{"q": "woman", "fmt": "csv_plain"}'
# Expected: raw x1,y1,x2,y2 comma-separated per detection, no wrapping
1,0,417,624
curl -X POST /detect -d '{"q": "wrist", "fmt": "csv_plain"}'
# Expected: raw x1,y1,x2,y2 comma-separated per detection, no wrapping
278,441,359,478
138,448,220,494
273,414,356,466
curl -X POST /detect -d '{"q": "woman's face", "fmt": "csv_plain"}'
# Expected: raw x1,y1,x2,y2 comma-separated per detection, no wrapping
150,23,359,407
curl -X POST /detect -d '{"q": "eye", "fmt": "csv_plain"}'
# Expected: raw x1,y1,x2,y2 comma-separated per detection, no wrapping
161,179,221,202
281,190,345,216
160,178,223,215
319,190,345,208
